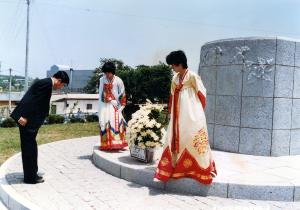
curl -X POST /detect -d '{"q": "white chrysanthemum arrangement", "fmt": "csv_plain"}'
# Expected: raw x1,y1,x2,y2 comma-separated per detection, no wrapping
128,100,167,149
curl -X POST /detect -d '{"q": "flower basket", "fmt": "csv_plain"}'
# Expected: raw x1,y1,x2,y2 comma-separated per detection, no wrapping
128,100,167,163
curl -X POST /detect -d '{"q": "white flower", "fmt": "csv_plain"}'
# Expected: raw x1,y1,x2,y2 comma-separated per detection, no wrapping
136,127,141,133
130,134,137,140
150,132,159,141
150,132,155,138
146,122,151,128
127,100,165,149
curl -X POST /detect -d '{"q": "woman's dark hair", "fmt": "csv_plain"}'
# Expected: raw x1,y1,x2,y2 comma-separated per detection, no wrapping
102,61,116,74
53,71,70,84
166,50,188,69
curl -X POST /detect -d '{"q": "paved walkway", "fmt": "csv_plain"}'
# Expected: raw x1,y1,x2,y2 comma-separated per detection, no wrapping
2,136,300,210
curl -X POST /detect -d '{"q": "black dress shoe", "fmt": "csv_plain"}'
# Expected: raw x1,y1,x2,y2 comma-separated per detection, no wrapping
36,176,44,182
24,177,44,184
36,175,43,180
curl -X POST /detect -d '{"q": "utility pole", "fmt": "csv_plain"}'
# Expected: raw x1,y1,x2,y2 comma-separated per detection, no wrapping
8,68,12,114
24,0,30,92
70,68,73,93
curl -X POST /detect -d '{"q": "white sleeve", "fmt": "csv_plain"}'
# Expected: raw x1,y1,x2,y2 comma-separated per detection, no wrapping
118,78,125,98
99,77,105,101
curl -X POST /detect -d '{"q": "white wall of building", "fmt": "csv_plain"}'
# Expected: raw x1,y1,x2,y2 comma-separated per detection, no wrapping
52,99,98,115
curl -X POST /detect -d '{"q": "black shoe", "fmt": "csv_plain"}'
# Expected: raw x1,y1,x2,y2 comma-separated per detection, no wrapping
36,176,44,183
24,177,44,184
36,175,43,180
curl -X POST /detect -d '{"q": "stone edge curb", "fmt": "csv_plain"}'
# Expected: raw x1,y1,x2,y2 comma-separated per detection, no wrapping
0,136,98,210
92,147,298,202
0,153,41,210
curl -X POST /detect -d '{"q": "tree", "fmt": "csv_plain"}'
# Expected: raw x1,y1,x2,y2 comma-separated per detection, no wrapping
84,58,172,104
84,58,172,121
121,63,172,104
84,58,131,94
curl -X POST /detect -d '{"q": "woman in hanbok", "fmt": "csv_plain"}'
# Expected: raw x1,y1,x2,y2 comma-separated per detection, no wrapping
98,62,127,150
154,50,217,184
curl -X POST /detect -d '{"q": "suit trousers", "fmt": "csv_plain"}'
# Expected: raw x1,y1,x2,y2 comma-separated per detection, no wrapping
19,125,39,181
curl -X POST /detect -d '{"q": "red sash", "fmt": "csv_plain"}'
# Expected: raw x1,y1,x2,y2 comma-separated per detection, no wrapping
171,70,188,154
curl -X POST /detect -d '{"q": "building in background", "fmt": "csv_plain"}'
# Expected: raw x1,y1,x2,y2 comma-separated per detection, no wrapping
0,92,24,117
47,65,94,93
50,93,98,115
0,75,35,92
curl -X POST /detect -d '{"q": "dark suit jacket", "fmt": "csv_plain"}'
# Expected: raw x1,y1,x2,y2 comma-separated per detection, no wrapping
11,78,53,129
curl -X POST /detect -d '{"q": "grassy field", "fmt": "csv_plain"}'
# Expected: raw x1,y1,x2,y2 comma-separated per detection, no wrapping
0,122,99,164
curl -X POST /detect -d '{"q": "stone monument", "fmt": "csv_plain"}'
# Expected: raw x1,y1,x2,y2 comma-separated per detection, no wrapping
199,37,300,156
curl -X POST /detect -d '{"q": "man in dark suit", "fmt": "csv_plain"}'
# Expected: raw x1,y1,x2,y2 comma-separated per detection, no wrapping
11,71,69,184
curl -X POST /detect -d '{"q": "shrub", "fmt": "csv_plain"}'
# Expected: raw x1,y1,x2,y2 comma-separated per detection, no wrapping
69,116,85,123
0,118,17,128
47,115,65,124
86,115,98,122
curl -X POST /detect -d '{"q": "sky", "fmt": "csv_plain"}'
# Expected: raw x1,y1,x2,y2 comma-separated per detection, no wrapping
0,0,300,78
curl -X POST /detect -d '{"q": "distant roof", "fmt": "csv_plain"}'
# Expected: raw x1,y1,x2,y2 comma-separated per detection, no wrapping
50,65,71,71
51,93,99,102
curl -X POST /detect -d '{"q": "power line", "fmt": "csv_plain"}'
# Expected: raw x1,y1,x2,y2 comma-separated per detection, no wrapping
1,68,23,74
36,1,300,38
0,1,20,4
5,6,26,59
0,0,23,44
11,11,26,43
34,4,59,64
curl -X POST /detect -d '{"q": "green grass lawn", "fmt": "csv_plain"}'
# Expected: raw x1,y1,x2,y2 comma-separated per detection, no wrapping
0,122,99,165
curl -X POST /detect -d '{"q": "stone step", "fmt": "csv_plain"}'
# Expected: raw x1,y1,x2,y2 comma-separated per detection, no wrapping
93,145,300,201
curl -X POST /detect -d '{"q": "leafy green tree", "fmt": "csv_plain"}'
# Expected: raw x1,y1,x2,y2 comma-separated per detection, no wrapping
84,58,172,120
84,58,172,104
84,58,131,93
122,63,172,104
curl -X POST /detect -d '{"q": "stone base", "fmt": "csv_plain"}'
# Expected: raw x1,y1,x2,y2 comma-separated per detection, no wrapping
93,145,300,201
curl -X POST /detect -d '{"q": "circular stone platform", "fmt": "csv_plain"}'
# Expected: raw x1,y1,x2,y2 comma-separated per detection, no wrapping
1,136,300,209
93,145,300,202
